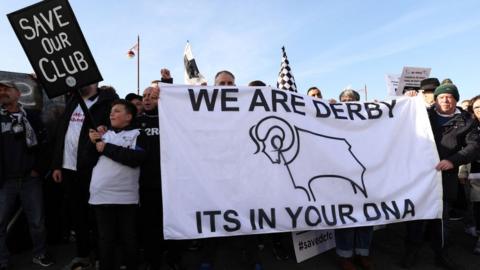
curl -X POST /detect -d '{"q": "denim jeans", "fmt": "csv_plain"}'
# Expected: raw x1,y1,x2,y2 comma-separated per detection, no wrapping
0,175,47,265
335,226,374,258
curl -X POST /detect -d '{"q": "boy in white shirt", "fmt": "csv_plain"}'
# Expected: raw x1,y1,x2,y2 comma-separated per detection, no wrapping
88,99,147,270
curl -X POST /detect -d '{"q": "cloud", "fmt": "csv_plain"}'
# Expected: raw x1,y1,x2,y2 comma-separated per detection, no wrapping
295,6,480,79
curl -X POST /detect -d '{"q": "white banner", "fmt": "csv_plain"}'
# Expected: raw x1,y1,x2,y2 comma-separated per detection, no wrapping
159,86,443,239
292,230,335,263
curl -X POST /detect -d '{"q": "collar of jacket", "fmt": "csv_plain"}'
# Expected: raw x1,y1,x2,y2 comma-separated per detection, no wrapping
87,92,99,101
434,107,461,117
143,107,158,117
112,124,137,133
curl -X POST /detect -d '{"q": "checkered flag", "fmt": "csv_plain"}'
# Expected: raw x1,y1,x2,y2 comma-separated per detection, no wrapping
277,46,297,92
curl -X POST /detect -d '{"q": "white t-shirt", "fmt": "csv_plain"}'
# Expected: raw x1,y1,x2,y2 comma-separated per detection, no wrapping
62,97,98,171
89,129,141,205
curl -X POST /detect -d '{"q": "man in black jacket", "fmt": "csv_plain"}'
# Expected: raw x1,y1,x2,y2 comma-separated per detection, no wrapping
403,83,480,270
137,70,184,270
51,83,118,269
0,80,53,269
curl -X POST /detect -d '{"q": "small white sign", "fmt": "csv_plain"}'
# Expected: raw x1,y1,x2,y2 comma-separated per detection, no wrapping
396,67,431,95
385,74,400,97
292,230,336,263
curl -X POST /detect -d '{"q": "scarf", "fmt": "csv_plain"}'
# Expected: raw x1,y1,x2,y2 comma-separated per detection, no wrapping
0,105,38,148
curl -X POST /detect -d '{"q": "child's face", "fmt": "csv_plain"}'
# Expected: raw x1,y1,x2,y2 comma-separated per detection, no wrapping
110,104,132,129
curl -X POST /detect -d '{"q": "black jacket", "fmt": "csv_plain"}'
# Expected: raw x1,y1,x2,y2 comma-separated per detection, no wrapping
428,107,480,202
0,108,47,186
136,77,173,190
51,89,118,171
137,108,161,190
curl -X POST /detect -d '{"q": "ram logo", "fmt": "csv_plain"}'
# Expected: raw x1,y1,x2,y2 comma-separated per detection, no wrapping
249,116,367,202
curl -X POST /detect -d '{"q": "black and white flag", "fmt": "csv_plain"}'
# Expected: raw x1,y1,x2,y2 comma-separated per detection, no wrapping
184,42,206,85
277,46,297,92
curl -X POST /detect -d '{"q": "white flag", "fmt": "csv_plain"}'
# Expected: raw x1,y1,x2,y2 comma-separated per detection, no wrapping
184,42,207,85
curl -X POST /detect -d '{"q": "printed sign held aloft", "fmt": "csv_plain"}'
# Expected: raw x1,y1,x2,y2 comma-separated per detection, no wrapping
385,74,400,97
396,67,431,95
7,0,102,98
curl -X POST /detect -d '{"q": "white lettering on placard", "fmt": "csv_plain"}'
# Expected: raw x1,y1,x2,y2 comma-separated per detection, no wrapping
18,5,70,40
19,18,36,40
52,6,69,27
39,57,56,82
73,51,89,71
40,32,72,55
37,51,89,82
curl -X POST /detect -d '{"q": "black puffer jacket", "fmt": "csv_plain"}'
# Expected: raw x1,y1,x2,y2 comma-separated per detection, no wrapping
51,89,118,171
428,107,480,202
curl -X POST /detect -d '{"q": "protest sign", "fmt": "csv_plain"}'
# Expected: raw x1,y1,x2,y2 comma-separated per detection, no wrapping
385,74,400,96
292,230,335,263
7,0,102,98
396,67,431,95
159,86,442,239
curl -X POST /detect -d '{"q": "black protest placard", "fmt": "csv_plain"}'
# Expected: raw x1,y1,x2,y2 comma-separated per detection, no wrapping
7,0,102,98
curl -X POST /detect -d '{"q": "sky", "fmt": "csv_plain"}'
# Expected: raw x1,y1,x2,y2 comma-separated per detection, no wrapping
1,0,480,101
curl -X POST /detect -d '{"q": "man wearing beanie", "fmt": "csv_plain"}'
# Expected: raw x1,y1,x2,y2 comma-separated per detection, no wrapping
403,83,479,270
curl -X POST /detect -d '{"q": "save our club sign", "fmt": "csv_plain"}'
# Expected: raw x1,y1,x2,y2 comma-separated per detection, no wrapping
7,0,102,98
159,86,443,239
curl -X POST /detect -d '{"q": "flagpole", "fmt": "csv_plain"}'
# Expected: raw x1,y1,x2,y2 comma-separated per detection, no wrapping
137,35,140,95
364,84,368,101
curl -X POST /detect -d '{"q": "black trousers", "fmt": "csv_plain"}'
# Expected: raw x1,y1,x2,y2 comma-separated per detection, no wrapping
139,189,182,269
474,202,480,231
94,204,138,270
62,169,96,258
405,201,449,255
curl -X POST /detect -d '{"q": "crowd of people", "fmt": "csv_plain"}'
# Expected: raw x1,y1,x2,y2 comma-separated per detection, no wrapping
0,69,480,270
